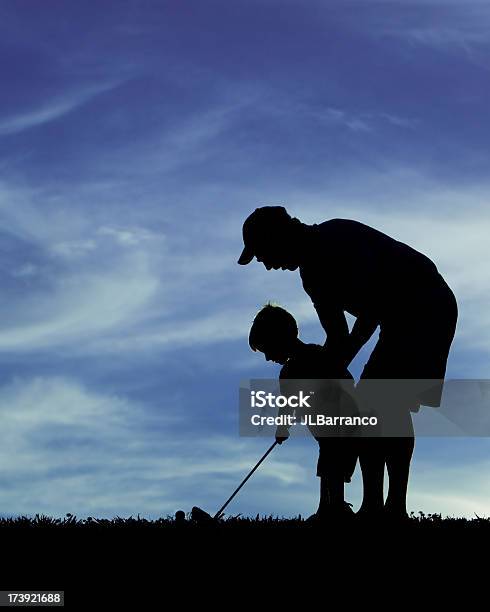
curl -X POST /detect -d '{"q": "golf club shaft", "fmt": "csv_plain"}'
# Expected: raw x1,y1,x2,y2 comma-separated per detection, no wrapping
213,441,278,519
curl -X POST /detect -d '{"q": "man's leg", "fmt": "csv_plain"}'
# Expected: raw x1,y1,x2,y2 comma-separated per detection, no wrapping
323,471,345,510
384,410,414,519
354,378,386,516
358,437,385,515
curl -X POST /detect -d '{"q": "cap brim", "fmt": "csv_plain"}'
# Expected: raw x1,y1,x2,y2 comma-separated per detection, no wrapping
237,246,254,265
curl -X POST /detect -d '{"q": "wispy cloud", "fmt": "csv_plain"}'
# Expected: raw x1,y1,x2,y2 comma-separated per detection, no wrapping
76,181,490,366
1,167,488,372
410,454,490,517
315,108,418,133
364,3,490,61
378,113,419,129
0,81,123,136
319,108,373,133
0,253,160,352
0,376,308,517
262,98,418,135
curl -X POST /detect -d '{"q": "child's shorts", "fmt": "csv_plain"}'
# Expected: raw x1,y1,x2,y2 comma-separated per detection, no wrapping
316,436,359,483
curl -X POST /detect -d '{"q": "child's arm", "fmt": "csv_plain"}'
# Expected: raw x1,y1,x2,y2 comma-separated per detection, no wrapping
275,377,296,444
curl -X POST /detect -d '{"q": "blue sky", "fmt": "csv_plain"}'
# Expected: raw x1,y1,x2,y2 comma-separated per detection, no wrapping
0,0,489,519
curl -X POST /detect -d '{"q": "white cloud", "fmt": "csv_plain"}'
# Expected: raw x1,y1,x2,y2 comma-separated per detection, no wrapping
130,89,265,176
0,257,159,351
11,263,38,278
0,376,309,517
363,3,490,61
0,182,96,246
91,185,490,369
0,183,166,352
344,118,372,133
97,225,164,246
277,103,417,134
50,239,97,258
35,175,488,369
409,456,490,517
378,113,419,129
316,107,374,132
2,165,489,377
0,81,122,136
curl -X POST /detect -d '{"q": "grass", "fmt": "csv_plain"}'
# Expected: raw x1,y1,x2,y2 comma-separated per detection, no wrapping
1,511,485,595
0,511,488,529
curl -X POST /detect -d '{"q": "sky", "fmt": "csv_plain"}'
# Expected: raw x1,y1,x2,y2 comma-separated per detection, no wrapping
0,0,489,520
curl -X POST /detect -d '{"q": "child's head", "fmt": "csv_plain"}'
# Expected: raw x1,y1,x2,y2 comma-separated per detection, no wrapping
249,303,298,364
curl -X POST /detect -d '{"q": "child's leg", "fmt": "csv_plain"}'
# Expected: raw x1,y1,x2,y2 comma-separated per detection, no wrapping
318,474,345,515
318,476,330,513
316,439,328,514
316,439,330,514
317,438,345,514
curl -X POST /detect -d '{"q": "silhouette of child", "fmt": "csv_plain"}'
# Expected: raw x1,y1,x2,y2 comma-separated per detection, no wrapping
249,303,358,520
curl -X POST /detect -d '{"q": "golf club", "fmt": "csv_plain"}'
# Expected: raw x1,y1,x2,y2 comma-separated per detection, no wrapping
213,440,279,519
183,440,279,522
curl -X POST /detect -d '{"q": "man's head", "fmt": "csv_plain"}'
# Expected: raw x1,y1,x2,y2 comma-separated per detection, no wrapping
237,206,303,271
249,303,299,365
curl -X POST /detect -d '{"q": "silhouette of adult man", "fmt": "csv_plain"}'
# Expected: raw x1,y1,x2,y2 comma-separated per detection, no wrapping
238,206,458,519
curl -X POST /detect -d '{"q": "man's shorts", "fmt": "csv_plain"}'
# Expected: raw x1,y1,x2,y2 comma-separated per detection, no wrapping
360,274,458,408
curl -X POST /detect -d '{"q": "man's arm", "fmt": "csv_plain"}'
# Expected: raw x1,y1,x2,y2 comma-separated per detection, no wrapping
314,301,350,358
346,315,379,365
315,302,378,367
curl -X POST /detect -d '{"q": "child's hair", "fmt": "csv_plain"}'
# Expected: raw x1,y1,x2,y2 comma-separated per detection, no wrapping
249,302,298,352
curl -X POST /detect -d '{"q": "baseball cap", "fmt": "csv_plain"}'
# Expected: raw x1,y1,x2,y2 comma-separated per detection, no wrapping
237,206,291,265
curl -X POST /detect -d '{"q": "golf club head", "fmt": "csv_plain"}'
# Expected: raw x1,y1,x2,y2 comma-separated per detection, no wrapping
191,506,214,522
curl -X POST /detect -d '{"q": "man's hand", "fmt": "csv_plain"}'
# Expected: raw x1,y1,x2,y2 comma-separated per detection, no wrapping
322,342,351,374
275,435,288,445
